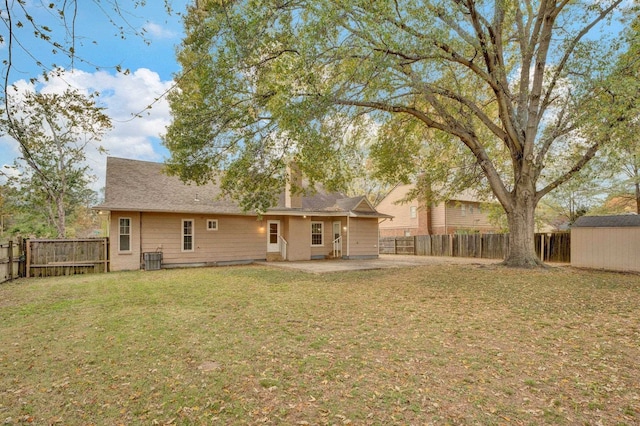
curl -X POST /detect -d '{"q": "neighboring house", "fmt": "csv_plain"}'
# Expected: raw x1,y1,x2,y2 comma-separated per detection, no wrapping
571,214,640,273
94,157,391,271
376,183,499,237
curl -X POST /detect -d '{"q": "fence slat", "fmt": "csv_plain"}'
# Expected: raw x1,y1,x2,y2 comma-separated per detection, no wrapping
380,233,569,261
395,237,415,255
1,241,23,284
27,238,109,278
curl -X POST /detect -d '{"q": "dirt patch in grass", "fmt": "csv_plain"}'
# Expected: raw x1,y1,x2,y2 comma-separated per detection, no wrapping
0,264,639,425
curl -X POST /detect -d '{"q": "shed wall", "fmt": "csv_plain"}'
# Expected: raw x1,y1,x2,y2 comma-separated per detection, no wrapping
571,227,640,272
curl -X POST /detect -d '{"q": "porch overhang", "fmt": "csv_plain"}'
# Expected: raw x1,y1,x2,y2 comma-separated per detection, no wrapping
264,209,393,219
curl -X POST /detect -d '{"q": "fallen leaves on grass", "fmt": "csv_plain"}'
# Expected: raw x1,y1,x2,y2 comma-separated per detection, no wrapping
0,265,638,425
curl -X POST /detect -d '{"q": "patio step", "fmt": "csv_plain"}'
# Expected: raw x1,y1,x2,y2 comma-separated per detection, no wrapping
266,253,284,262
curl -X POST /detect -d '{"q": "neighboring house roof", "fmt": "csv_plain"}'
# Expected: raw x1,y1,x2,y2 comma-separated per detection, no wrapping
572,214,640,228
377,183,491,206
95,157,391,218
452,188,490,203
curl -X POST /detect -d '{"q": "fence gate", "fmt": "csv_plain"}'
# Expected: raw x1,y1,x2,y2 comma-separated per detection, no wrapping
26,238,109,278
0,240,22,284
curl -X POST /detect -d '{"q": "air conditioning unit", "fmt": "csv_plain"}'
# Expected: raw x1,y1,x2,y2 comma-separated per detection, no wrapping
143,252,162,271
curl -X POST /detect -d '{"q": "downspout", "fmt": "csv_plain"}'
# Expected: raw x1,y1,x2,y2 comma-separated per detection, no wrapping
139,212,143,269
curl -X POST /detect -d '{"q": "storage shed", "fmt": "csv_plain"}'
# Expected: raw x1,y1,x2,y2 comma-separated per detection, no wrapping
571,215,640,273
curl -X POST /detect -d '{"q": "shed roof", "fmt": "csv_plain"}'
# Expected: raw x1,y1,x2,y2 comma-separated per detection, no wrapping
572,214,640,228
94,157,391,218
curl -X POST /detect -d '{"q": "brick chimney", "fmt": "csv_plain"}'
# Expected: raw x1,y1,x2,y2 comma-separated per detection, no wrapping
285,162,302,209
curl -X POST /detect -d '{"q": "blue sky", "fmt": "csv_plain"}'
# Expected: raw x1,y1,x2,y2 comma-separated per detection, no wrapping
1,0,191,190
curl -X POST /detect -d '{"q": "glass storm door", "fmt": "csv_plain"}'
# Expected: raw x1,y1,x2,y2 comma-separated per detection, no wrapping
267,220,280,252
333,221,342,254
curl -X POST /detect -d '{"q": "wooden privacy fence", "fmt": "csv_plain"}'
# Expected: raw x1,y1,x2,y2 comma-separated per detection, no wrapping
380,233,570,262
0,240,22,284
26,238,109,278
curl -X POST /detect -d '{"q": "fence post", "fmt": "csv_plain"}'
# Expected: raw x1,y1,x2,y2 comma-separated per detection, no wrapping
103,238,109,272
7,240,13,281
25,239,31,278
449,234,454,257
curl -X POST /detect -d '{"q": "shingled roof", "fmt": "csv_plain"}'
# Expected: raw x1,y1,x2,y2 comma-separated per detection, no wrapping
572,215,640,228
95,157,391,218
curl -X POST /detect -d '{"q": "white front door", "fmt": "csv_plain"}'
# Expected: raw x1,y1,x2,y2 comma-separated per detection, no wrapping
267,220,280,252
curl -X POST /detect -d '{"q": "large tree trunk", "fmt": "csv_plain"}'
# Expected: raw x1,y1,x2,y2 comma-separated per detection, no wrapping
502,182,543,268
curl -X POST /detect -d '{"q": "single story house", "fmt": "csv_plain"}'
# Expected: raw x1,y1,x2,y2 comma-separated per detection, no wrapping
94,157,391,271
376,183,499,237
571,214,640,273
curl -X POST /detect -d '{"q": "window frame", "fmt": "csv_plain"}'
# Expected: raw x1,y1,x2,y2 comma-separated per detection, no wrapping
311,221,324,247
206,219,218,231
118,217,131,253
410,205,417,219
182,219,195,252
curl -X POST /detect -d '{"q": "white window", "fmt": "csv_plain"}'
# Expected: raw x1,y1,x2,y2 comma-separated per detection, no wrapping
311,221,323,246
410,206,417,218
119,217,131,252
461,203,466,216
182,219,194,252
207,219,218,231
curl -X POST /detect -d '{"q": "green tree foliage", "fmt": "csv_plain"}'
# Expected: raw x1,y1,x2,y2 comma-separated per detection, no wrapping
0,89,111,238
164,0,632,266
602,15,640,214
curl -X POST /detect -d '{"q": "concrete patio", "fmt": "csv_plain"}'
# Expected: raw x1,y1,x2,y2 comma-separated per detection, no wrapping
255,254,500,274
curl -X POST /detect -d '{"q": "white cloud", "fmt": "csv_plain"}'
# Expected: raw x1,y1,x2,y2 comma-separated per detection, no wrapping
0,68,175,192
143,21,178,40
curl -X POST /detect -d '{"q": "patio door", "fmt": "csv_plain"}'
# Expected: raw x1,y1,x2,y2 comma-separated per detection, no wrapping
332,221,342,255
267,220,280,252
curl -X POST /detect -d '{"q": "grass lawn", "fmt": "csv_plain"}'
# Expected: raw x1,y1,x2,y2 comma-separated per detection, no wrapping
0,263,639,425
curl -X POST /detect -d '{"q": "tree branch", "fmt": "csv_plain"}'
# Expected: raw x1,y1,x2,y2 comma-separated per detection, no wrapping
536,141,600,202
331,96,513,209
539,0,624,117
